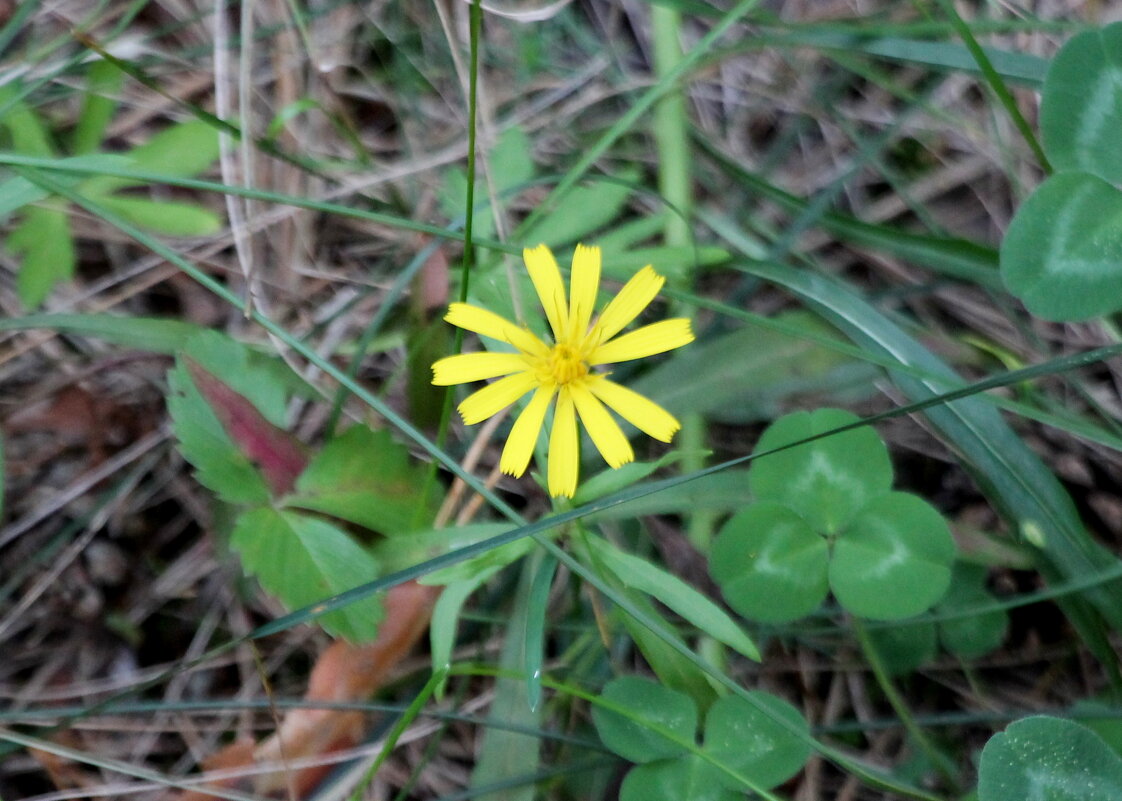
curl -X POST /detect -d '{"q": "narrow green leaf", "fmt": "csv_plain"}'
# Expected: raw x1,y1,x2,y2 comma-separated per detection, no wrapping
72,59,124,155
0,313,207,353
231,507,383,643
523,553,557,711
587,535,759,661
525,173,637,248
430,563,506,695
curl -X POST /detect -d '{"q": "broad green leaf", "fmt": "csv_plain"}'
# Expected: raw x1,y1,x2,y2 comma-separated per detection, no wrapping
80,119,221,195
525,173,636,248
183,330,290,424
620,756,740,801
632,312,877,424
936,562,1008,659
733,254,1122,641
587,535,759,660
710,502,829,623
231,507,383,643
830,492,955,620
288,427,437,536
749,408,893,534
866,619,938,676
703,692,812,791
592,677,697,763
1000,171,1122,321
97,195,222,236
9,201,74,308
1040,23,1122,183
0,313,207,353
978,716,1122,801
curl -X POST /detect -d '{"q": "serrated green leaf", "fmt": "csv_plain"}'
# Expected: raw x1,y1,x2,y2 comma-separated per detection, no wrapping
702,692,812,791
231,507,383,643
588,535,759,660
1000,171,1122,321
592,676,697,763
978,716,1122,801
1040,23,1122,183
288,426,437,535
749,408,893,535
10,202,74,307
830,492,956,620
711,501,829,624
97,195,222,236
80,119,220,195
620,756,740,801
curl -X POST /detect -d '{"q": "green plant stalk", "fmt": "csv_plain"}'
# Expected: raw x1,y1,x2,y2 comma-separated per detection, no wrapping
853,616,958,789
928,0,1051,173
349,668,448,801
651,4,713,552
420,0,484,526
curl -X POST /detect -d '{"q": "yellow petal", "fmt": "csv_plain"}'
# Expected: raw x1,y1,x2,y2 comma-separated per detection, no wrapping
587,376,680,442
571,382,634,468
547,386,579,498
590,318,694,365
523,244,568,341
458,372,537,425
500,385,555,477
593,265,665,343
568,244,601,340
432,352,529,386
445,302,548,358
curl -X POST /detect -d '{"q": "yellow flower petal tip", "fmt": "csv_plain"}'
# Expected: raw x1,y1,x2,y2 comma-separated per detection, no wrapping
433,242,692,495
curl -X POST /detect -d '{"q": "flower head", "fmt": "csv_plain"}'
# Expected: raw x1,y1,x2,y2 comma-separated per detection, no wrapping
432,244,693,497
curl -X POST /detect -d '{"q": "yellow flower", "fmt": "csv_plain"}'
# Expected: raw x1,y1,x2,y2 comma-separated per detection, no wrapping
432,243,694,497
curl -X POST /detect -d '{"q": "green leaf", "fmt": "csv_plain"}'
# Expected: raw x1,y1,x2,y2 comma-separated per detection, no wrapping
620,756,740,801
586,469,752,523
936,562,1008,659
231,507,383,643
523,553,557,710
288,426,437,536
0,156,132,218
587,535,759,661
0,84,55,156
865,619,938,676
441,126,534,242
601,246,729,285
525,173,636,248
592,676,697,763
167,332,291,504
1040,23,1122,183
632,312,877,424
702,692,812,791
572,452,681,506
429,561,508,689
830,492,956,620
978,716,1122,801
9,201,75,307
710,501,829,623
749,408,893,534
80,119,221,195
0,313,207,353
1000,171,1122,321
96,195,222,236
72,59,124,155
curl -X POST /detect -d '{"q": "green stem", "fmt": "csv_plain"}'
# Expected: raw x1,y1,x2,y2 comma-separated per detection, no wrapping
852,616,958,790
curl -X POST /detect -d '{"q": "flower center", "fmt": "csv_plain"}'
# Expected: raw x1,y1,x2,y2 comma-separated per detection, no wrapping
544,342,589,385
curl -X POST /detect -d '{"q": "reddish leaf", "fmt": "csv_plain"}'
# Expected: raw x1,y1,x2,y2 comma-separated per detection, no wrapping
184,359,307,496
